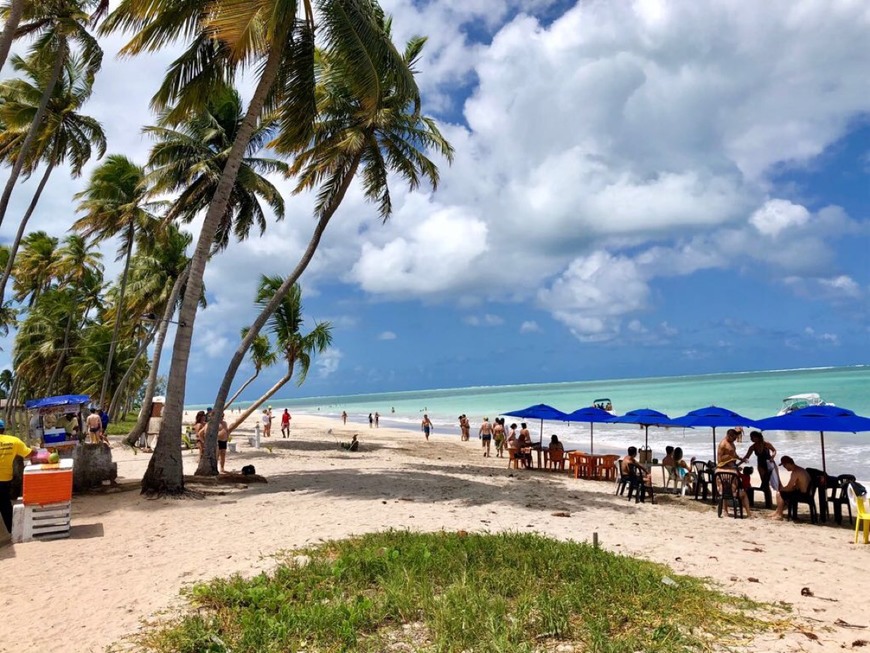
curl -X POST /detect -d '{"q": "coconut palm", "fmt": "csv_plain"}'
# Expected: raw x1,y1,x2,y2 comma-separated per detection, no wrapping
221,278,331,439
122,225,197,447
0,52,106,304
200,28,453,473
0,0,102,230
145,85,288,253
0,0,25,71
104,0,418,494
43,234,104,394
72,154,160,409
224,329,277,409
0,369,13,399
12,230,59,306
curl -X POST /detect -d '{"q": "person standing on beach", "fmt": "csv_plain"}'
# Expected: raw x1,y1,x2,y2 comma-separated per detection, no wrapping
86,408,103,444
194,411,207,459
281,409,291,438
262,409,272,438
479,417,493,457
421,414,433,441
519,423,532,446
217,412,230,473
374,412,380,427
342,411,348,425
0,423,36,533
368,413,374,428
492,418,505,457
740,431,777,508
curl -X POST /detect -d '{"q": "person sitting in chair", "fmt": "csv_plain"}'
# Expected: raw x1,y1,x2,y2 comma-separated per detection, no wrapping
341,434,359,452
661,445,675,468
771,455,810,521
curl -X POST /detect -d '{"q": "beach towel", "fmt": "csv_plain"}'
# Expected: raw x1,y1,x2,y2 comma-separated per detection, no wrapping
767,460,780,492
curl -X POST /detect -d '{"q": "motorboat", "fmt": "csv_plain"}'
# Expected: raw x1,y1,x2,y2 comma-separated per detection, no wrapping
592,398,614,413
777,393,830,416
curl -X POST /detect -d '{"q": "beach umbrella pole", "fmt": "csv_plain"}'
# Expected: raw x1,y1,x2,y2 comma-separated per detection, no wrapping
712,427,717,464
539,419,543,444
820,431,826,475
590,423,594,455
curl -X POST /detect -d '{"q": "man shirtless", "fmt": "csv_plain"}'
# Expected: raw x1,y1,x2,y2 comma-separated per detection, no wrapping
771,456,811,520
478,418,493,456
217,413,230,473
717,429,741,468
421,414,433,441
85,408,104,444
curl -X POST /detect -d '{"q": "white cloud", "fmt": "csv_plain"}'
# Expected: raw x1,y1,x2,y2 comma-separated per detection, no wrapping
315,348,343,378
538,251,649,341
378,331,397,340
750,199,811,238
519,320,540,334
464,313,504,327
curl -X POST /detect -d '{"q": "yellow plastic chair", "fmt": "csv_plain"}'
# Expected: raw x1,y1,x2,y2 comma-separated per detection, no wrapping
847,484,870,544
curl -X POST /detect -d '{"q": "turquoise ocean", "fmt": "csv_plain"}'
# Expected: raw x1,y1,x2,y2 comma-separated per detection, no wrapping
219,365,870,480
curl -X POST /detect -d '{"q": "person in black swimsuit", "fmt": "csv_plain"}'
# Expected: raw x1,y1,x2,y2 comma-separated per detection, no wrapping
740,430,777,508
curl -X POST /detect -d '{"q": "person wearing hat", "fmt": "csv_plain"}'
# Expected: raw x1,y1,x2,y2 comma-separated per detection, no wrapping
0,420,37,533
771,455,811,520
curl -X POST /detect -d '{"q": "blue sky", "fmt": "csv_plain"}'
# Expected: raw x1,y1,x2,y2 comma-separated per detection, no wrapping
2,0,869,403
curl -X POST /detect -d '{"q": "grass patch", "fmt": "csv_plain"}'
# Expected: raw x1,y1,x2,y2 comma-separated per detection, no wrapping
137,530,774,652
106,418,139,436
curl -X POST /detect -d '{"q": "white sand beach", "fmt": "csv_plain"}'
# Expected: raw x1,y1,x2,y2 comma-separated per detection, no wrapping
1,412,868,653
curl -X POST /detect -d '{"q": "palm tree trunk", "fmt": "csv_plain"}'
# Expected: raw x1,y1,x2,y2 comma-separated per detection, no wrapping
0,0,24,72
0,39,66,230
108,322,158,419
225,371,259,409
198,151,364,477
125,269,186,448
145,34,289,494
99,222,135,409
0,161,55,305
46,310,74,396
226,366,294,434
4,375,18,427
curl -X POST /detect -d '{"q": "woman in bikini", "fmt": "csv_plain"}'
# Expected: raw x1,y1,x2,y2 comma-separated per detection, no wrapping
740,430,777,508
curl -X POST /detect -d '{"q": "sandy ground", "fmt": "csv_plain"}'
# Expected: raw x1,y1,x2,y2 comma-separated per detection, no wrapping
1,412,869,653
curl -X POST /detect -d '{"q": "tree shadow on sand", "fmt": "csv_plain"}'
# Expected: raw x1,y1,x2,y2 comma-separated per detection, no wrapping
237,466,643,516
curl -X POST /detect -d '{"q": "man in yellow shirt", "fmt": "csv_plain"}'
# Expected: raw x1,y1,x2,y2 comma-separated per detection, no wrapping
0,421,36,534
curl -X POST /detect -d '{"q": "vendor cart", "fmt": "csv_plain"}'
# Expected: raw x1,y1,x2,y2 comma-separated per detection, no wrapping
24,394,91,450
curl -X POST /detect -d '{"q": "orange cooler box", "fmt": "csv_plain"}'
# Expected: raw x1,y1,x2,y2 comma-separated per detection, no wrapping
23,459,73,505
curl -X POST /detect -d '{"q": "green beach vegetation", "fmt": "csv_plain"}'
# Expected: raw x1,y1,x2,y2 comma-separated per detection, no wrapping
135,530,776,653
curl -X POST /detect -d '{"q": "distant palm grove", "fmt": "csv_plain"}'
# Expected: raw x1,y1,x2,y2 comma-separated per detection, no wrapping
0,0,453,493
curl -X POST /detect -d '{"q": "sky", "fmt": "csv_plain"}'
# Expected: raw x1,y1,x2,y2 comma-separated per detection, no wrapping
1,0,869,404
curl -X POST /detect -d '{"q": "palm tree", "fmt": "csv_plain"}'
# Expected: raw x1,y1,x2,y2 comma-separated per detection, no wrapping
224,329,277,408
72,154,160,410
104,0,418,494
145,85,288,253
122,225,197,448
0,0,102,230
201,28,453,472
44,234,104,394
220,278,331,439
0,0,25,71
12,230,59,306
0,369,13,399
0,52,106,305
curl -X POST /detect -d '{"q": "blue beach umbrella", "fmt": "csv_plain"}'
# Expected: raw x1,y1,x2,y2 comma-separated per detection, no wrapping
502,403,570,443
563,406,618,454
609,408,677,450
754,405,870,474
671,406,759,464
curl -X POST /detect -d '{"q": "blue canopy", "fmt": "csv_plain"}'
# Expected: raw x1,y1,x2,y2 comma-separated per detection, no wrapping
25,394,91,410
501,403,569,443
563,406,617,454
754,405,870,472
609,408,676,450
671,406,758,463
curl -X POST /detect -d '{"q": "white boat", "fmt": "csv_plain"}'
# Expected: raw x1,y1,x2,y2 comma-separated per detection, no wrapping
592,398,614,414
776,393,830,416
